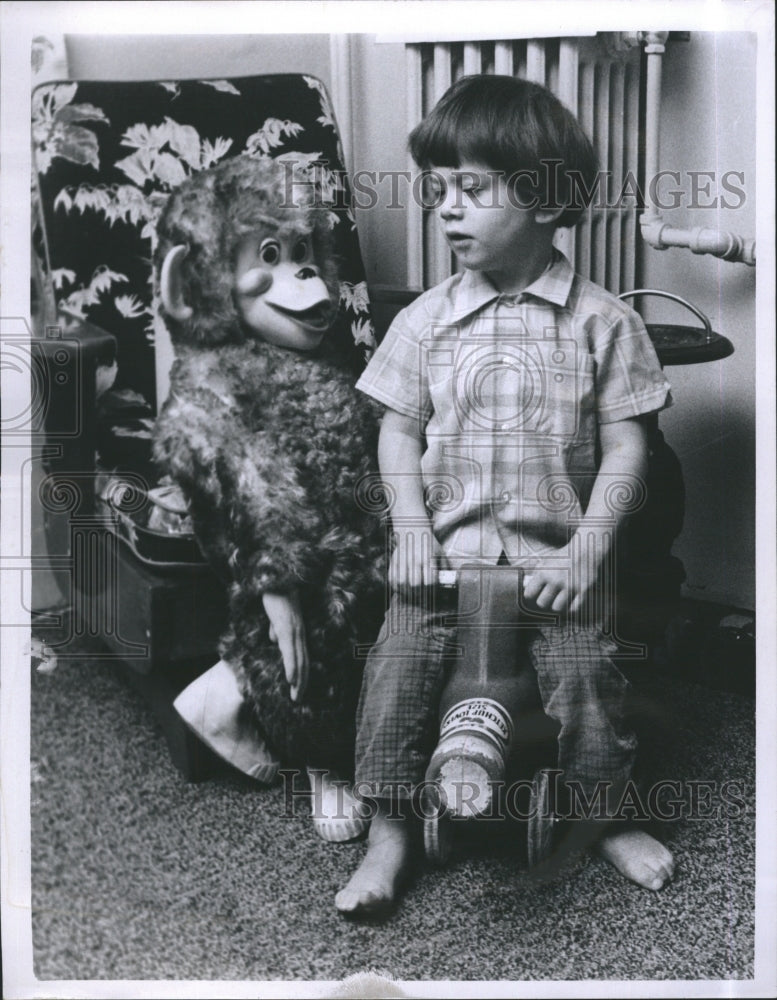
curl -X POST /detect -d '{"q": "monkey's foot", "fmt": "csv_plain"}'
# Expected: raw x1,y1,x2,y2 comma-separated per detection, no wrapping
174,660,280,784
597,827,675,891
307,768,371,843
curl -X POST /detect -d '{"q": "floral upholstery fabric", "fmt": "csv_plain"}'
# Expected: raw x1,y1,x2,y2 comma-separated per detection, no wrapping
32,74,375,414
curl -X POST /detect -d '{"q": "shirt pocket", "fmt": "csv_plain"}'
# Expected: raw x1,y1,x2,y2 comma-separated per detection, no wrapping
530,341,596,442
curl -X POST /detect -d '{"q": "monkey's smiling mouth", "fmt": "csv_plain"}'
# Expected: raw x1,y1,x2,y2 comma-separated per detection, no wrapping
267,301,332,331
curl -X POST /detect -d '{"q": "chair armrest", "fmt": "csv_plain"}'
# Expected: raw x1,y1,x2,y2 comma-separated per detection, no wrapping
367,285,422,342
32,314,117,476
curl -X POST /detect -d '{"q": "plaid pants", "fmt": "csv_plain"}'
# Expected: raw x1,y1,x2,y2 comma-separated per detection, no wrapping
354,590,636,799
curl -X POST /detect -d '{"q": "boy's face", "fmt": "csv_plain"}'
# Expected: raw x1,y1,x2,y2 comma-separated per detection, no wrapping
427,162,553,293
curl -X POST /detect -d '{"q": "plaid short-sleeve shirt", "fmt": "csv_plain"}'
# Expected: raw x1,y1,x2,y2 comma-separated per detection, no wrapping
356,251,672,566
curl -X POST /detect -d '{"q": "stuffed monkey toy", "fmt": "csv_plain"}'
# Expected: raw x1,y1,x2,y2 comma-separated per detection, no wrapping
152,155,387,841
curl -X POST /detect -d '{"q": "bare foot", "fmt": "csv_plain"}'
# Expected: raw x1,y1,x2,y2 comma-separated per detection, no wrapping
335,805,413,917
307,768,371,843
597,827,675,890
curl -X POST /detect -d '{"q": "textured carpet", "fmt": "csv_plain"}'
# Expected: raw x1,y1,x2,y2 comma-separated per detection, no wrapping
29,643,755,985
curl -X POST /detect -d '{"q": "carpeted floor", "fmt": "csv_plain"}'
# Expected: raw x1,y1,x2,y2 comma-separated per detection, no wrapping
29,635,755,987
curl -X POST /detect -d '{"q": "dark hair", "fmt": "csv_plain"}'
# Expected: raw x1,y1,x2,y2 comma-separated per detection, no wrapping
408,75,598,228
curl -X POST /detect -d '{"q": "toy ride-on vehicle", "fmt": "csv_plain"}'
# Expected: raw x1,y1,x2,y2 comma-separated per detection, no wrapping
421,564,564,869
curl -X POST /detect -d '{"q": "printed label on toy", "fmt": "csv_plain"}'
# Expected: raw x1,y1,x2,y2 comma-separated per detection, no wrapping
439,698,514,753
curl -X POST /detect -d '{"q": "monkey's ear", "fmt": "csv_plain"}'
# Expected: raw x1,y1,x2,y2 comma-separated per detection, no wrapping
159,245,194,322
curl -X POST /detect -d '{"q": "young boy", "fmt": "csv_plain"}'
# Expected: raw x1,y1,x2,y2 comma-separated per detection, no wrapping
335,75,675,917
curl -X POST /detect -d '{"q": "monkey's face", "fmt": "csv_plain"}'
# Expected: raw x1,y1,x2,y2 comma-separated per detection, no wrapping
234,228,334,352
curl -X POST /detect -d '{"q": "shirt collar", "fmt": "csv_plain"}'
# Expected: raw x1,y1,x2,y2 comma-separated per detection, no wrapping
450,249,575,322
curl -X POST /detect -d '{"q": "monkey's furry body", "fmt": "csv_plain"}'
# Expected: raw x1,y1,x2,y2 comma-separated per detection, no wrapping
154,338,386,776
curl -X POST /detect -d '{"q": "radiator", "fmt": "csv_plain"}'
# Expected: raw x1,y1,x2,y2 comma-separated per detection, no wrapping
405,36,643,294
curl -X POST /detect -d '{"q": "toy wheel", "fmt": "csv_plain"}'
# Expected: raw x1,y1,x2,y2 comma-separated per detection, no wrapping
421,782,454,866
527,768,557,869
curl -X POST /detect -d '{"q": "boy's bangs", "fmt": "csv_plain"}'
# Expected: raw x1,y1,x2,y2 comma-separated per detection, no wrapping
410,103,510,171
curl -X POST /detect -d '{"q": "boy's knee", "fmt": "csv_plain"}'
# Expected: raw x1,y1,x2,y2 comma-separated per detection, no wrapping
559,657,629,709
535,636,630,729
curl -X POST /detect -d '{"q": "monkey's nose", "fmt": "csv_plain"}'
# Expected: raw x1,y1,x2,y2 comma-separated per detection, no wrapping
296,266,319,280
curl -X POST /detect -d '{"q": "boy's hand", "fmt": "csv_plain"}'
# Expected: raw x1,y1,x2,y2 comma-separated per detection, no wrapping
389,525,448,592
522,541,601,614
524,417,649,616
262,590,309,702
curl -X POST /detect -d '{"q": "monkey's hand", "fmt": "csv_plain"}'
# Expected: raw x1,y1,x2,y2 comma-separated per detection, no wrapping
262,590,309,702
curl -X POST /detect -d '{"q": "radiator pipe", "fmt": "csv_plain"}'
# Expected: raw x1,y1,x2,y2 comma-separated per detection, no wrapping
638,219,756,265
642,32,667,227
637,31,755,266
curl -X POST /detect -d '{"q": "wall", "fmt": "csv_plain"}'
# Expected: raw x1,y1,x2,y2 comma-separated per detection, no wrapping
349,36,411,290
66,33,331,86
639,32,757,609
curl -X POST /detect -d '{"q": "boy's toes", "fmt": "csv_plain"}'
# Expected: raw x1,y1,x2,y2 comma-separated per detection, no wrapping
640,860,673,891
650,848,676,889
597,828,675,890
335,884,392,917
641,839,675,889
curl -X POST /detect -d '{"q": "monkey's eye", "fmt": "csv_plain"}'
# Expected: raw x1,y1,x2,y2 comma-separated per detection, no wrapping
259,239,281,265
291,238,310,264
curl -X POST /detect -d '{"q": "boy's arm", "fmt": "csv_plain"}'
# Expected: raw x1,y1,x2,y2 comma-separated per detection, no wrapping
523,416,648,614
379,408,448,590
